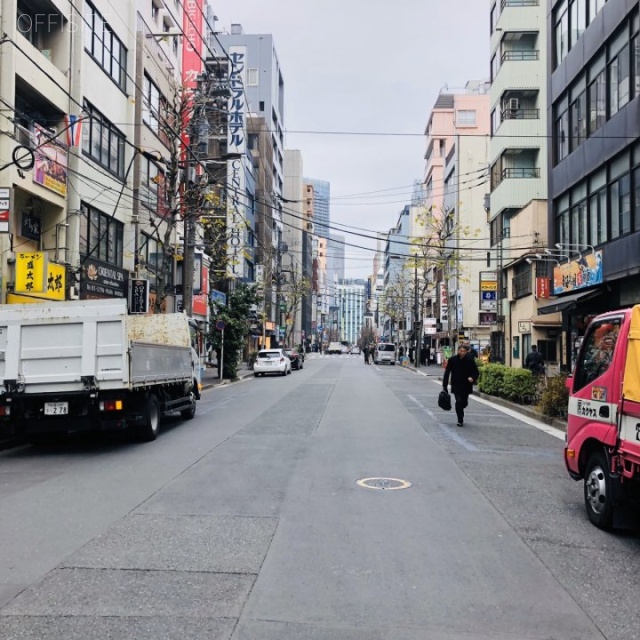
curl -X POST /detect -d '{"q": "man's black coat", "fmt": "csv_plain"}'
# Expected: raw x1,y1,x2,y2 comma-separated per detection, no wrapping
443,354,479,395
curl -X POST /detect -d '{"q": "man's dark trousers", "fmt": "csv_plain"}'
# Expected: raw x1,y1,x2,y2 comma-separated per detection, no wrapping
453,392,469,424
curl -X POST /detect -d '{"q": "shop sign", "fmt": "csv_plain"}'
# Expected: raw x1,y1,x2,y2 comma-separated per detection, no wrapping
0,188,10,233
479,312,497,326
518,320,532,333
553,251,603,294
15,252,48,293
129,279,149,314
192,294,208,316
439,283,448,323
80,257,127,299
536,277,551,299
33,124,67,197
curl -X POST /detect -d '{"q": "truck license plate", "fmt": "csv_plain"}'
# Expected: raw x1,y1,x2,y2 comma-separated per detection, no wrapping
44,402,69,416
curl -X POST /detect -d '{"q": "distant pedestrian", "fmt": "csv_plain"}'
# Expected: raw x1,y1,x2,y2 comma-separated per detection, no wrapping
443,345,479,427
525,344,545,375
363,345,370,365
464,342,478,360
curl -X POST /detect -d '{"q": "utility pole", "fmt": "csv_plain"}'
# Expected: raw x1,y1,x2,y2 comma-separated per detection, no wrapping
414,260,420,370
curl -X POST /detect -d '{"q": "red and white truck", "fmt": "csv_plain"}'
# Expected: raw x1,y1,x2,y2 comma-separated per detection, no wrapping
565,304,640,529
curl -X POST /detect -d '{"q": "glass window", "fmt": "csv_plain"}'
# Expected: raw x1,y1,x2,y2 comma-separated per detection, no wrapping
555,97,569,163
634,166,640,232
555,0,569,67
456,110,476,126
84,2,127,92
589,188,607,245
570,88,587,152
632,34,640,98
80,202,124,267
571,200,588,246
588,69,606,134
610,173,631,238
573,316,623,392
82,102,126,179
588,0,606,25
570,0,585,48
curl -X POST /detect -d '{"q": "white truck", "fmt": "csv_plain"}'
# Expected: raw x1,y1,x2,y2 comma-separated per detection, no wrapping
0,298,200,442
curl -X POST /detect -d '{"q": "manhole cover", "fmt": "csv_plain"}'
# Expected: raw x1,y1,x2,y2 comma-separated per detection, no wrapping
356,477,412,490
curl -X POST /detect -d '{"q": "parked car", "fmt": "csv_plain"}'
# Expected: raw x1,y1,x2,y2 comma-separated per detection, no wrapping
327,342,343,354
283,348,304,370
253,349,292,377
374,343,396,365
350,346,361,355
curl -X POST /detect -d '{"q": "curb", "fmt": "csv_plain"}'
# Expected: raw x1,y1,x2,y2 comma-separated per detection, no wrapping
201,371,254,390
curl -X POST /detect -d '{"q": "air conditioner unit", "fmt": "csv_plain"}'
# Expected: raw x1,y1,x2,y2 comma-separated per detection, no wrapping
508,97,520,113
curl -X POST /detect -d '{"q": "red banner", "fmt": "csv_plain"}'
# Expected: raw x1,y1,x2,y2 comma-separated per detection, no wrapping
536,277,551,299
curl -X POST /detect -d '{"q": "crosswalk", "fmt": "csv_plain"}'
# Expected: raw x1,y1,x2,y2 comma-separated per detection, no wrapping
305,353,362,359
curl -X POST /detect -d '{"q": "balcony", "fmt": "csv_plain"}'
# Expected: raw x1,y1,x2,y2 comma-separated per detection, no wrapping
502,167,540,179
501,0,539,8
501,50,539,63
501,107,539,120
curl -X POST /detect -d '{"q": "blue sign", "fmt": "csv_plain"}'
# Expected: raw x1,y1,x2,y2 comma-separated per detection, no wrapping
317,325,323,331
211,289,227,306
482,291,497,301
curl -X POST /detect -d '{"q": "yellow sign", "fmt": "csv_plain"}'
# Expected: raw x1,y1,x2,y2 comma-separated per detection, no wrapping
15,252,48,293
480,281,498,291
44,262,66,300
13,255,65,300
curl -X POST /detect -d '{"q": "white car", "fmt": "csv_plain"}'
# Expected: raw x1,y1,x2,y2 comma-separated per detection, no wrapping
374,343,396,365
254,349,292,377
350,346,361,355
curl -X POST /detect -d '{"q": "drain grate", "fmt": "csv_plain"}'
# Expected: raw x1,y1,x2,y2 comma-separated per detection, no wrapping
356,477,412,490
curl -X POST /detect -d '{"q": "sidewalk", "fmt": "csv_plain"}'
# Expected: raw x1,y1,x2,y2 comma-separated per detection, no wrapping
405,361,568,432
200,363,254,390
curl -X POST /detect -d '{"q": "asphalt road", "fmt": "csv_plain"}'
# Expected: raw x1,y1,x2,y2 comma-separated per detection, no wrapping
1,354,639,639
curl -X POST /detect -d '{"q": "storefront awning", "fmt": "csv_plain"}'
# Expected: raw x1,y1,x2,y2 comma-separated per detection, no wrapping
537,289,602,315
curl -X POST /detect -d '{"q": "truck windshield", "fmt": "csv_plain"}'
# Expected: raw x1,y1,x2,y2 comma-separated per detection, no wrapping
573,316,623,392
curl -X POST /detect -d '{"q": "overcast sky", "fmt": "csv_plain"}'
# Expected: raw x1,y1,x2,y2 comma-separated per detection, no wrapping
210,1,490,278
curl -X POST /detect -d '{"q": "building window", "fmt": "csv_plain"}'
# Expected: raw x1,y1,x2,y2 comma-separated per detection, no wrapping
491,53,500,82
82,102,126,178
609,27,631,117
246,68,258,85
79,202,124,266
556,195,570,247
140,155,161,211
569,82,587,153
456,110,476,126
609,173,631,238
554,97,569,163
83,1,127,91
140,232,170,287
538,340,558,363
589,188,607,245
513,262,532,299
588,0,606,26
143,73,160,133
588,61,606,135
554,0,569,67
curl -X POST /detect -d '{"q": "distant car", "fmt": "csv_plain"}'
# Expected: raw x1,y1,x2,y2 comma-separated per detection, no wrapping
374,343,396,365
283,348,304,370
340,345,349,354
253,349,292,377
350,346,361,355
327,342,342,354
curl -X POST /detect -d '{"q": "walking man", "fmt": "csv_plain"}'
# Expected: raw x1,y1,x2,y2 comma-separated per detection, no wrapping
525,344,545,375
443,344,479,427
363,345,370,365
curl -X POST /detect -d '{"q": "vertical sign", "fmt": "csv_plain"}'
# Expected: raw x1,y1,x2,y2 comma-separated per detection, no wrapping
227,45,247,280
439,282,448,324
181,0,203,163
479,271,498,311
129,279,149,314
0,188,10,233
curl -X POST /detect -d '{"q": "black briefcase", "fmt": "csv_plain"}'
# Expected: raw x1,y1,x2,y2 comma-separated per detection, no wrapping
438,390,452,411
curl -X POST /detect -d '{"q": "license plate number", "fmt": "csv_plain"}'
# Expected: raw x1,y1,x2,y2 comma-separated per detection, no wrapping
44,402,68,416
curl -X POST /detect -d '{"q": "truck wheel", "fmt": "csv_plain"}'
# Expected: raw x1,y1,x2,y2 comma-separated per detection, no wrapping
584,451,614,530
180,391,197,420
139,394,161,442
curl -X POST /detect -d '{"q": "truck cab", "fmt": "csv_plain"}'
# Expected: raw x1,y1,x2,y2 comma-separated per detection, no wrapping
565,305,640,528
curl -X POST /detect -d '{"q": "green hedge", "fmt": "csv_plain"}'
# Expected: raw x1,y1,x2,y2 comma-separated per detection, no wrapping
539,373,569,417
478,363,506,396
478,363,537,403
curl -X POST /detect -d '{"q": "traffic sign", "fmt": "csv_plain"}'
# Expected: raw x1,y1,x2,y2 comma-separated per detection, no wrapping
215,320,225,330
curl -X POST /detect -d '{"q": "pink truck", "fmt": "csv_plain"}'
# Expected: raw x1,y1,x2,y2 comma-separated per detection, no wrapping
565,304,640,529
